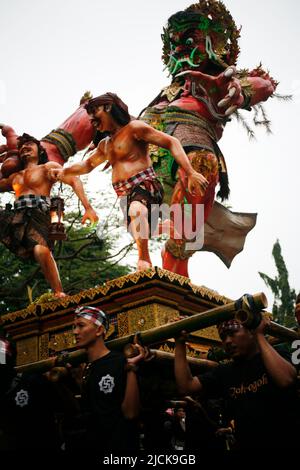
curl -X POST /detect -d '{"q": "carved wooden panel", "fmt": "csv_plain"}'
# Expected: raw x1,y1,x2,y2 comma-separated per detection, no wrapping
16,336,38,366
39,333,49,360
49,330,76,352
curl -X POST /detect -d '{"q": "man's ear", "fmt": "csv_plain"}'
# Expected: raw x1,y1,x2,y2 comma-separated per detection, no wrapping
96,325,105,337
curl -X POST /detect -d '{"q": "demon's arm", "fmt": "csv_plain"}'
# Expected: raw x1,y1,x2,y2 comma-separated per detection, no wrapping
177,65,277,117
0,123,19,150
237,65,278,109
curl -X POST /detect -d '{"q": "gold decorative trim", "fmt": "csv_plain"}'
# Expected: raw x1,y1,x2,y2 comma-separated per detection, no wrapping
161,82,183,102
192,325,220,342
111,295,180,313
159,342,209,359
118,312,129,337
159,343,174,354
165,239,196,260
153,304,178,329
3,267,231,323
1,303,37,323
39,333,49,360
49,330,76,352
156,268,231,303
128,305,157,333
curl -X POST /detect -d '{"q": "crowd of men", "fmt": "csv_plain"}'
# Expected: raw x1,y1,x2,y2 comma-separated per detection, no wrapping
1,303,299,454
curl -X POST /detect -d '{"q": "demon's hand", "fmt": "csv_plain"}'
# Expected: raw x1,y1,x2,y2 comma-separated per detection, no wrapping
176,66,244,116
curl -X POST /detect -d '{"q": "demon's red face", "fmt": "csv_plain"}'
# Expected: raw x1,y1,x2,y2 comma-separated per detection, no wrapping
162,6,240,77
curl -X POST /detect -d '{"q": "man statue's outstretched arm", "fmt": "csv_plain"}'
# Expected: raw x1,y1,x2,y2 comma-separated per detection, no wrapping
47,162,98,224
62,175,99,224
51,145,107,181
132,121,209,196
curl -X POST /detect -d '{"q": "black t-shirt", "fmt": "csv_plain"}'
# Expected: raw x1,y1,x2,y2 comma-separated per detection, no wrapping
80,350,136,451
0,369,60,451
199,352,300,449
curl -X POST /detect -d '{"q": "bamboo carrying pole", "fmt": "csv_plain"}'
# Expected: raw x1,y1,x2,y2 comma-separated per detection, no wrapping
15,348,219,374
15,292,299,375
149,349,219,370
16,349,87,375
15,292,265,374
105,292,268,350
266,322,300,342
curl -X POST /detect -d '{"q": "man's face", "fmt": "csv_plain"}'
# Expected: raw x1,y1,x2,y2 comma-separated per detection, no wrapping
175,408,186,420
73,317,102,348
89,105,113,132
221,327,255,359
19,141,39,165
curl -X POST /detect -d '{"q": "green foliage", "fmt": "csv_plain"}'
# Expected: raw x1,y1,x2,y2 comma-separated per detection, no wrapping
55,214,132,293
259,240,297,328
0,211,132,314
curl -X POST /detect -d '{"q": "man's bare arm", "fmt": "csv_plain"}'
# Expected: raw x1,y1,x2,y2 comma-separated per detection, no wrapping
63,175,99,224
255,317,297,388
47,162,98,224
121,343,146,419
132,121,208,195
175,337,203,395
55,145,107,180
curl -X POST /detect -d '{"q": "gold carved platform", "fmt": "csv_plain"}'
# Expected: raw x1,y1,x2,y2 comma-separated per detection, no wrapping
1,267,230,366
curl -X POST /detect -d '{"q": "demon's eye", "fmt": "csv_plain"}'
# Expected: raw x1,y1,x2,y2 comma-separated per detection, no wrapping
186,37,194,45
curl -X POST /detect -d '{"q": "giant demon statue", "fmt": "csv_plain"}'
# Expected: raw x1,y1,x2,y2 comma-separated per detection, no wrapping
138,0,277,275
0,1,278,277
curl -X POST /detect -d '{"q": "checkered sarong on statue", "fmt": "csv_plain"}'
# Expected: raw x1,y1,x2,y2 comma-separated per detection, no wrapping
14,195,51,212
112,167,157,197
0,197,52,259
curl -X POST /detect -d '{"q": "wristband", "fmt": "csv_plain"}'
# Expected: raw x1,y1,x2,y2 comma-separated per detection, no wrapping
125,363,139,373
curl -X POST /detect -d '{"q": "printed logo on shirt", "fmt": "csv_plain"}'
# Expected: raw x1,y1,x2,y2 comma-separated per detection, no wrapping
15,389,29,407
229,373,268,399
98,374,115,394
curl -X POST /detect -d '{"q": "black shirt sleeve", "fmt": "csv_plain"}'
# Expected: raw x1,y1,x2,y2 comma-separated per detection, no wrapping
198,365,226,399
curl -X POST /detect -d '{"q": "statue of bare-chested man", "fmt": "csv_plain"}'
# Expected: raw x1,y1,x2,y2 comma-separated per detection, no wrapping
50,93,208,270
0,133,98,297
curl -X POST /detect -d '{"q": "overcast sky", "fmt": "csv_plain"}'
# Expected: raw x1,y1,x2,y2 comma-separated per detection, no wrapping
1,0,299,307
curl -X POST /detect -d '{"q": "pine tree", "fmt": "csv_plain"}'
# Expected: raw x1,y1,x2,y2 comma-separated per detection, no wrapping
0,217,132,313
259,240,297,327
